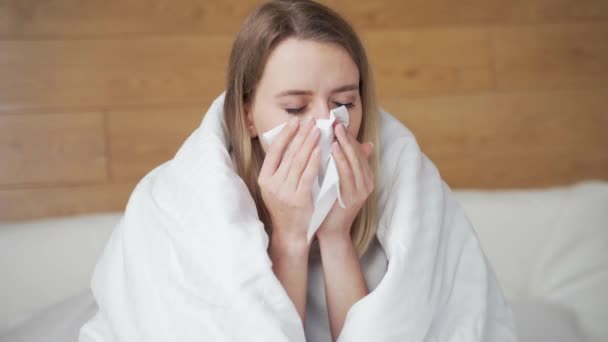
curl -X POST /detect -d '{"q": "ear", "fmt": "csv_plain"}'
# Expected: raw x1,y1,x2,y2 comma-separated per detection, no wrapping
243,103,258,138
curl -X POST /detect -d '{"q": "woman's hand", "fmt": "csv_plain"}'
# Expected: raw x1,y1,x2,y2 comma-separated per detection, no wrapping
314,123,373,340
259,116,321,243
316,122,374,240
259,116,321,323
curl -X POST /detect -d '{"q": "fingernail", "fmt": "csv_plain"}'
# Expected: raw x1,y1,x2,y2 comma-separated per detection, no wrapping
369,142,374,149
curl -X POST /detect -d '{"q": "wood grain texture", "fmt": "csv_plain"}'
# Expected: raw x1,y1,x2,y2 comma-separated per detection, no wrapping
0,29,493,114
0,113,106,185
332,0,608,29
0,0,260,37
364,28,493,98
108,107,205,180
492,23,608,90
1,0,607,38
0,37,231,113
382,89,608,187
0,27,497,114
383,89,608,155
0,0,607,221
429,150,608,189
0,182,136,222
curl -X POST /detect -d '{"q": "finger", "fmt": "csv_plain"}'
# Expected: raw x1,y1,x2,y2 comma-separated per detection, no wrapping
343,131,374,190
334,123,366,191
361,142,373,159
259,117,299,179
331,141,356,201
287,125,320,191
347,134,372,168
297,146,321,195
275,117,316,181
364,153,375,194
340,128,375,194
363,142,374,176
284,117,316,159
357,142,374,191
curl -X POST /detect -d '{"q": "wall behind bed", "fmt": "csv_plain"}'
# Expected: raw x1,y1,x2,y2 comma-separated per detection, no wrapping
0,0,607,221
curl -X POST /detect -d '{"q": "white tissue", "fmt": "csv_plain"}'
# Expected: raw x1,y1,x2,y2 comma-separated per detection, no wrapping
261,106,350,241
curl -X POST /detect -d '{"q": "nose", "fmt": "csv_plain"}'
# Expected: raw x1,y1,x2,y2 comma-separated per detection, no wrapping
308,102,331,122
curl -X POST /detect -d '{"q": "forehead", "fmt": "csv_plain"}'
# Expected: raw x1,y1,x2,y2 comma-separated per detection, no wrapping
258,38,360,93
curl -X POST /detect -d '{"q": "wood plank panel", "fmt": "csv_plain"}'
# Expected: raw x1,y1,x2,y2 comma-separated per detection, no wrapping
492,23,608,91
429,150,608,189
1,0,607,37
0,112,107,185
108,107,204,180
0,0,260,37
333,0,608,30
2,0,607,222
0,27,494,113
382,89,608,187
0,182,135,222
0,36,231,113
382,89,608,155
363,28,493,98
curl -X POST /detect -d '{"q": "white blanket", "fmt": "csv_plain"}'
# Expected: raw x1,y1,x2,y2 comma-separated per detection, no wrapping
79,94,518,342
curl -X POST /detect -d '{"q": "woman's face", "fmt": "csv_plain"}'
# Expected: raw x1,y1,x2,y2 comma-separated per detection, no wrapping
245,38,363,152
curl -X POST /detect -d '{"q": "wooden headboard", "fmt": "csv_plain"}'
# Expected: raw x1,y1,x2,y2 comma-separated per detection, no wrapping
1,1,607,221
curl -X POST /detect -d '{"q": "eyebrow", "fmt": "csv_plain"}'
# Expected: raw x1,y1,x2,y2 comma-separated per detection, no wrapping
331,84,358,94
275,83,359,98
276,90,313,97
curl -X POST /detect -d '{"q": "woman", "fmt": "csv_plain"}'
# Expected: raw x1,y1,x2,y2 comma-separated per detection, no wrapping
80,1,518,341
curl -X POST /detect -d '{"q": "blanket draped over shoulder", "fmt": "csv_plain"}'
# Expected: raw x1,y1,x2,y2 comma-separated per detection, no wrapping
79,94,518,342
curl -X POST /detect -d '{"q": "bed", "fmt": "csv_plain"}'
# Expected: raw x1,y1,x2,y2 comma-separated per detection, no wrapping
1,180,606,342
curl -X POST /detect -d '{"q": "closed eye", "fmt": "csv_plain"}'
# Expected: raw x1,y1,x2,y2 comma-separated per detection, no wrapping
286,106,306,114
333,102,354,109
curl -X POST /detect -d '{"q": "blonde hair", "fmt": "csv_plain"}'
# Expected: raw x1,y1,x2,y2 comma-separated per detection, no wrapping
224,0,379,255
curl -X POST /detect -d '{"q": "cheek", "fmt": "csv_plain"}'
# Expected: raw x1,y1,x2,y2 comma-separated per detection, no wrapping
252,106,285,134
251,107,290,152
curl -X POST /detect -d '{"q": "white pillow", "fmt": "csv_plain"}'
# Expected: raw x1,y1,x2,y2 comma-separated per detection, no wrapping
510,300,584,342
454,181,608,342
0,290,96,342
0,213,120,328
